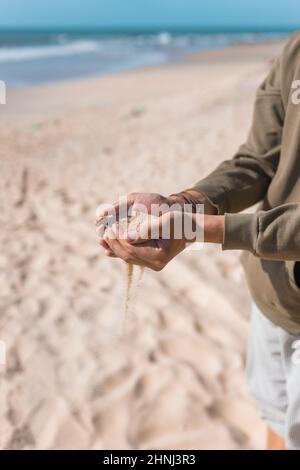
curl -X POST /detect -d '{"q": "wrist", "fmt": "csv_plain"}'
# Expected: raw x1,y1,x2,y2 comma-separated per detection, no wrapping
169,190,218,215
204,215,224,244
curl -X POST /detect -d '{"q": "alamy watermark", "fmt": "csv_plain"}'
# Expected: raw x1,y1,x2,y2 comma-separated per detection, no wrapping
0,80,6,105
96,197,204,251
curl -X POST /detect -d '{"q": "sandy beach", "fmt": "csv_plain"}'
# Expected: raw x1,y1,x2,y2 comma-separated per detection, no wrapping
0,39,286,450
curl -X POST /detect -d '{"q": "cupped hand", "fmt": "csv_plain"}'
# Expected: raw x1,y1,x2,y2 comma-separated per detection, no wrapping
102,210,197,271
96,192,177,257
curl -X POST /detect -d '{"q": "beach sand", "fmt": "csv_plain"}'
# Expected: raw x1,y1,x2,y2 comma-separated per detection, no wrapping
0,39,286,450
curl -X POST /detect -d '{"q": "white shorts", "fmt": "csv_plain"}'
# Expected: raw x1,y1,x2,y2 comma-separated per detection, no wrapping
246,302,300,450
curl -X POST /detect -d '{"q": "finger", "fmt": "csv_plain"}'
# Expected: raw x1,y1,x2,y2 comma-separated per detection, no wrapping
104,228,132,261
98,238,110,250
104,228,153,267
105,239,143,266
97,195,134,220
126,216,162,244
104,249,117,258
95,215,116,241
98,238,116,257
95,223,106,239
105,224,166,270
96,203,116,220
123,241,164,270
118,236,163,264
97,205,117,219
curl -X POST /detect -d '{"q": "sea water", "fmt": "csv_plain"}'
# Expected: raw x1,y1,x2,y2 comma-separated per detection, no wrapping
0,29,288,87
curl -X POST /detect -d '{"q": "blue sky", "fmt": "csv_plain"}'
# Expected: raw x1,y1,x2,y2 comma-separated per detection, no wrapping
0,0,299,29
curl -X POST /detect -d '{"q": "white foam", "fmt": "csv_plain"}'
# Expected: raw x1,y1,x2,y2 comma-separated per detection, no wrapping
0,39,101,63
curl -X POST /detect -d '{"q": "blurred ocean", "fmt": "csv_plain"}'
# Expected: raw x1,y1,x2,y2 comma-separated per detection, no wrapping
0,30,289,87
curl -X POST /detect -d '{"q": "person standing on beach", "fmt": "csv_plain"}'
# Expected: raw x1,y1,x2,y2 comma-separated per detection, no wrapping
98,32,300,450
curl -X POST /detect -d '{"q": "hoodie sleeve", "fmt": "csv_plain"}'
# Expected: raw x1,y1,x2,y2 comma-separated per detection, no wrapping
222,204,300,261
192,43,285,215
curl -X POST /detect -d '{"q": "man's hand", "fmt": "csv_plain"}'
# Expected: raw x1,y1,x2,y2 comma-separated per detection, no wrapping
101,211,224,271
97,192,175,257
96,190,220,269
97,190,216,252
102,211,187,271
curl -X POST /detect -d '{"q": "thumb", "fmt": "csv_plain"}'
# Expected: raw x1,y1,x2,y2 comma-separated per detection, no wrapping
126,216,162,244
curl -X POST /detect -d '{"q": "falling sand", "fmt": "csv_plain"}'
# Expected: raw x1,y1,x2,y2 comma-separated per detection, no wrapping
123,264,144,333
96,213,148,333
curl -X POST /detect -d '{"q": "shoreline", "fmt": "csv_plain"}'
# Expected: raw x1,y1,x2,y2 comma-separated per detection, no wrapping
0,31,288,90
2,38,286,123
8,37,287,89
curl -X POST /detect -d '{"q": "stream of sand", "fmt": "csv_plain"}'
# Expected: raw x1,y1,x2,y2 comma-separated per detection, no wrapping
95,213,146,332
123,264,144,332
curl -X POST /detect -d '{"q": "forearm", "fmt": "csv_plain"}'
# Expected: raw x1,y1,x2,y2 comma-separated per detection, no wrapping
178,212,224,244
204,203,300,261
203,215,225,244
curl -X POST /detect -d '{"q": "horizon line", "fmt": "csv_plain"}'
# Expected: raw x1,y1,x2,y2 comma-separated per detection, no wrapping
0,25,299,33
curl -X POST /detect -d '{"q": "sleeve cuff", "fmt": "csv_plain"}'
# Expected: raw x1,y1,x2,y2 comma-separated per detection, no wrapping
222,213,259,253
191,181,229,215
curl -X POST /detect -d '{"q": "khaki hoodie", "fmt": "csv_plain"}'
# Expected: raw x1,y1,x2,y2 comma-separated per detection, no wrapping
193,32,300,334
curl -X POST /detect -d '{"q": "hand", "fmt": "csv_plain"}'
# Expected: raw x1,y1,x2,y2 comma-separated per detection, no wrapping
102,211,224,271
96,190,215,257
96,192,178,257
103,211,188,271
